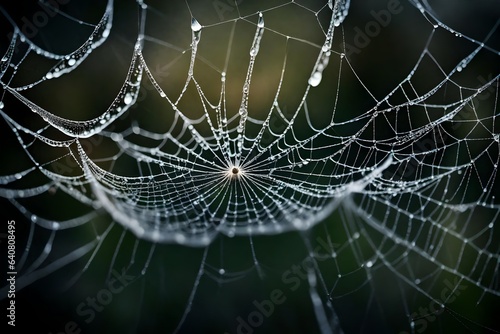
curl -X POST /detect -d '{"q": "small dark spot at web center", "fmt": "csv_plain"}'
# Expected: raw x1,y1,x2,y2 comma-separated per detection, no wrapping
232,167,239,174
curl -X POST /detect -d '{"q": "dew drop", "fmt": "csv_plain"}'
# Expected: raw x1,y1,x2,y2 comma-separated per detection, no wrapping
308,71,322,87
124,93,133,105
191,18,202,32
257,12,264,28
111,133,123,142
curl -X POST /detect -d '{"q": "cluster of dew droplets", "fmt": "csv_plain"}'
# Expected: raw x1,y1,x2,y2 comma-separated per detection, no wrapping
189,17,202,78
329,0,351,27
0,31,17,79
3,1,114,90
0,0,140,139
235,12,265,159
44,12,112,81
308,0,349,87
5,43,143,139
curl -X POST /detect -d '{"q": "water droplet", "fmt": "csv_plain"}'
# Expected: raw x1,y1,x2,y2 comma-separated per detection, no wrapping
68,58,76,66
191,18,202,32
124,93,133,105
308,71,322,87
111,133,123,142
0,101,4,109
257,12,264,28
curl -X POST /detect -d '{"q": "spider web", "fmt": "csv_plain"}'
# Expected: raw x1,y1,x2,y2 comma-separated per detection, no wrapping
0,0,499,333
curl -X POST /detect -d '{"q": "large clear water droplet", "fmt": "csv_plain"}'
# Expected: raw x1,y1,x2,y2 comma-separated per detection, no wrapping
124,93,133,105
191,18,202,32
308,71,322,87
257,12,264,28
